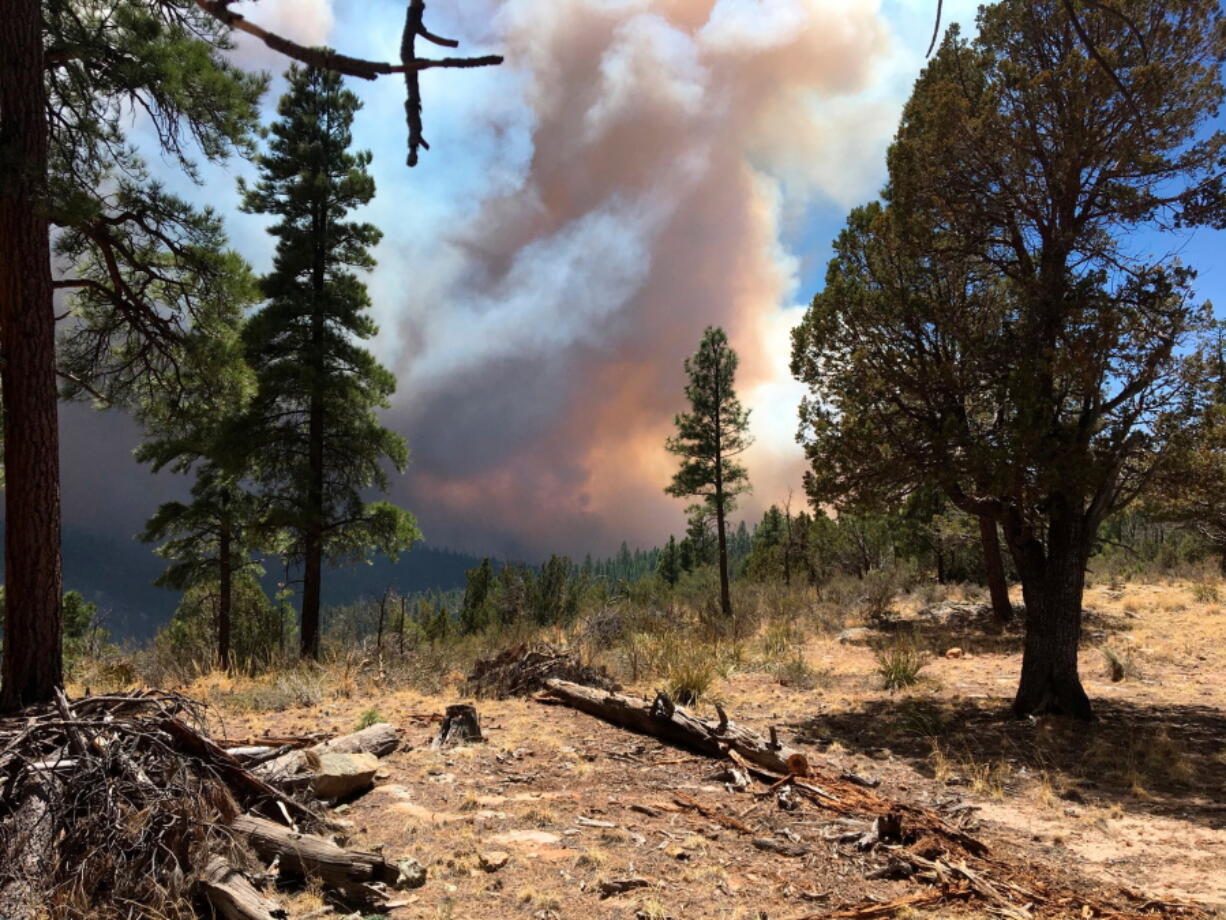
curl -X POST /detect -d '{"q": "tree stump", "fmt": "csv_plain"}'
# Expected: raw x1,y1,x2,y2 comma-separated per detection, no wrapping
434,704,483,748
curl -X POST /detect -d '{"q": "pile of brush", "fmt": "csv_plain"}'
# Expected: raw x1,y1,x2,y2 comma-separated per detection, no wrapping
0,690,419,920
467,642,619,699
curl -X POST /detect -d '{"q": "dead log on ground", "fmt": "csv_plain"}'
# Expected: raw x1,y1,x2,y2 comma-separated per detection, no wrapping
160,717,317,826
541,679,802,775
231,814,425,904
198,856,287,920
256,722,400,784
539,679,987,858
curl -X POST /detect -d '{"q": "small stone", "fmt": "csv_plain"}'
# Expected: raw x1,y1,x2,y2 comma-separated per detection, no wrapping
945,647,965,659
479,850,510,872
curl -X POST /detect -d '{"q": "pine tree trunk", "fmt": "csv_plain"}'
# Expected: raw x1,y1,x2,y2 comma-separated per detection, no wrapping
0,0,65,712
978,515,1012,625
218,520,233,671
716,502,732,618
1009,508,1092,720
300,156,328,661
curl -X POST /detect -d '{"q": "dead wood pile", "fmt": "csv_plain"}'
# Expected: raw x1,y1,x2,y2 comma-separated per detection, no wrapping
539,680,1206,920
467,643,618,698
0,689,418,920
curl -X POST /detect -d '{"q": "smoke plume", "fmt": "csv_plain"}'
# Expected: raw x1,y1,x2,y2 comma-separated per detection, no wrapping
380,0,902,558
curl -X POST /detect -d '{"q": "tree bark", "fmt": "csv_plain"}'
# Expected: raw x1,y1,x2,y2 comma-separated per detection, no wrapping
978,515,1012,626
1006,504,1093,719
716,500,733,618
231,814,424,901
542,678,803,775
198,856,286,920
0,0,64,712
219,517,233,671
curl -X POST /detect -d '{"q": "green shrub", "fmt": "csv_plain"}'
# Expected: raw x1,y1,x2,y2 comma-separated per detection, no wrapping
356,707,383,730
875,643,929,691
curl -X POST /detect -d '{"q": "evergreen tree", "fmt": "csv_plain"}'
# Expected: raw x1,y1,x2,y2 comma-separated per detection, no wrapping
135,264,261,672
459,559,495,634
666,327,753,618
657,536,681,586
240,65,421,659
140,470,265,670
0,0,500,711
791,1,1225,717
678,537,696,573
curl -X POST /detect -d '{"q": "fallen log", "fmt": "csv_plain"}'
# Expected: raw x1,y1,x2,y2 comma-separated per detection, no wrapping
256,723,400,784
198,856,287,920
541,679,801,775
539,680,988,858
159,718,317,826
231,814,425,903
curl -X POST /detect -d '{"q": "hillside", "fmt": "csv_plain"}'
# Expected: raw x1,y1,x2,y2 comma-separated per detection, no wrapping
0,523,487,641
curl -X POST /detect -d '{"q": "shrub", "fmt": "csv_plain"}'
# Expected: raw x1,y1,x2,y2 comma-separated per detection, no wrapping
667,654,715,706
356,707,383,730
875,642,929,691
1100,645,1141,682
1189,582,1220,604
775,653,822,690
859,569,901,625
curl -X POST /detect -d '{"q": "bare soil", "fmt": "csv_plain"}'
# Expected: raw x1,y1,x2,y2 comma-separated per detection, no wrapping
195,580,1226,919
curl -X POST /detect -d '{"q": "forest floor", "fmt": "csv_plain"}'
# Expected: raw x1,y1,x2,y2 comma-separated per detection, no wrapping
167,580,1226,919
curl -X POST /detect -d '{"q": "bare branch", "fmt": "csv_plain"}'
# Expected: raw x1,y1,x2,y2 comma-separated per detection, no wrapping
926,0,944,58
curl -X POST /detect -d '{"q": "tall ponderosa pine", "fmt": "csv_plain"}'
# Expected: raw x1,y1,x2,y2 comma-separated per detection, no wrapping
241,65,420,660
1,0,498,711
666,327,752,618
791,0,1225,718
1,1,264,710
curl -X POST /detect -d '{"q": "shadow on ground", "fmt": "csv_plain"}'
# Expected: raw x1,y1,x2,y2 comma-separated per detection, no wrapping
862,603,1135,657
793,696,1226,830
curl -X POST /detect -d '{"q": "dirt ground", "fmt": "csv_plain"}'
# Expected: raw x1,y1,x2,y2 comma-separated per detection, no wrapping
202,580,1226,919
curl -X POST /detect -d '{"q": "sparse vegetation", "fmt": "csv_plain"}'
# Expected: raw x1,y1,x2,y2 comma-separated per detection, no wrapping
875,642,930,692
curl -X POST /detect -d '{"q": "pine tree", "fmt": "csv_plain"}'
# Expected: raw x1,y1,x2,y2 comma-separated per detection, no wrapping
657,536,681,586
240,65,421,659
459,559,495,634
666,327,753,618
140,470,265,671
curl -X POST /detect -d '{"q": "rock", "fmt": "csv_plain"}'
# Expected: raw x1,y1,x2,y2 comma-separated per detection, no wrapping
479,850,510,872
945,647,965,659
837,627,876,645
311,751,379,800
396,857,428,889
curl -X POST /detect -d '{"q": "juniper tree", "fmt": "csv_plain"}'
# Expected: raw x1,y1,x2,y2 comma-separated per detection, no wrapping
666,327,753,618
792,0,1225,718
240,65,420,660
